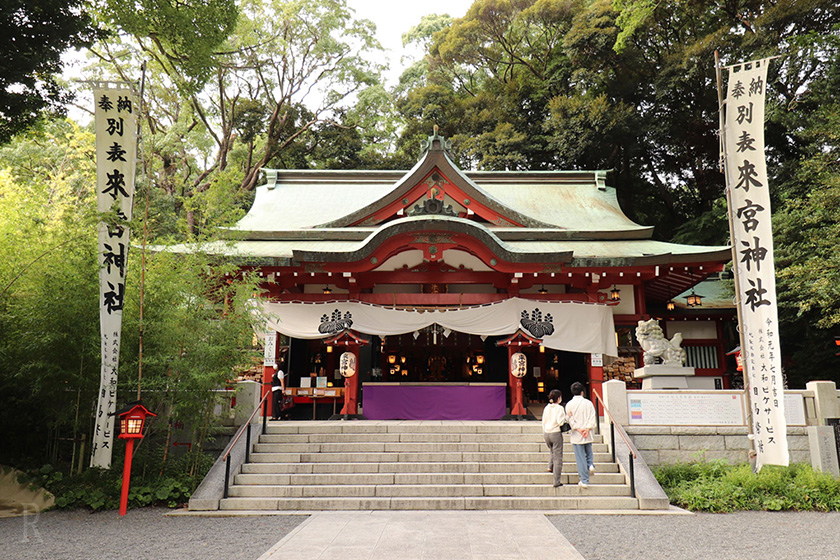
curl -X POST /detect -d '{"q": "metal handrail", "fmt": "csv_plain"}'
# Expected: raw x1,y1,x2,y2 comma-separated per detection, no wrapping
222,391,271,499
592,391,638,497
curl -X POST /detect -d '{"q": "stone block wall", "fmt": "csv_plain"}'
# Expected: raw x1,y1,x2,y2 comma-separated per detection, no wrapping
626,426,812,466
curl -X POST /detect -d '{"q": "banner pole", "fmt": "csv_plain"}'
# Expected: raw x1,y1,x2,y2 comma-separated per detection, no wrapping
137,62,148,402
715,50,755,466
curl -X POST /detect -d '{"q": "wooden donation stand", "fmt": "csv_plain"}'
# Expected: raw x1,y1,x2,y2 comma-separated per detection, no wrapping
286,385,344,419
362,382,506,420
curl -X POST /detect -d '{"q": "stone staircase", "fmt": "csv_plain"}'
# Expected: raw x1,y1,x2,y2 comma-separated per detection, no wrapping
217,421,642,511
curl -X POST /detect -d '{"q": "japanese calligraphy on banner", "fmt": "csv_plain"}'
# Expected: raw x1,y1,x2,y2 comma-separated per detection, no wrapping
91,86,137,468
723,59,788,469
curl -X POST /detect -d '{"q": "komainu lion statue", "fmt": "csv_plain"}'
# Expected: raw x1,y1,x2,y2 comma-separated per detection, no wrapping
635,319,686,367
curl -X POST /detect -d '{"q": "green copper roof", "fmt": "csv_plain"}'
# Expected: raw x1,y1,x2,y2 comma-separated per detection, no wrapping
172,132,729,268
157,234,729,268
230,168,650,238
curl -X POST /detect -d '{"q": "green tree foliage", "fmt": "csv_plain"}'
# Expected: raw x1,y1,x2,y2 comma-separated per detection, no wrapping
0,121,100,464
0,122,259,468
0,0,105,144
399,0,840,239
118,249,260,476
103,0,239,93
771,30,840,385
90,0,386,240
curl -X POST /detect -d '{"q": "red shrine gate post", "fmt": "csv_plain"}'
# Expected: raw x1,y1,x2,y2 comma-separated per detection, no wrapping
496,330,541,416
324,330,368,417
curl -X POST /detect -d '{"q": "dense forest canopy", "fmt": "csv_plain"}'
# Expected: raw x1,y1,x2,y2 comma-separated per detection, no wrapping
0,0,838,467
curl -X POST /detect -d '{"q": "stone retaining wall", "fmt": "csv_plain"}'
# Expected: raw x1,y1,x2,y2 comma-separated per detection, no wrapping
601,379,837,470
625,425,812,466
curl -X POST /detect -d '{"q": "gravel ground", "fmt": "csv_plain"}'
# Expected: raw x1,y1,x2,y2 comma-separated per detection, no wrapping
0,508,306,560
2,508,840,560
550,511,840,560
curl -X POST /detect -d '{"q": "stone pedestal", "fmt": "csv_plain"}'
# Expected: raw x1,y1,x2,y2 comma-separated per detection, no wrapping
808,426,840,477
634,365,696,390
234,380,261,427
805,381,840,425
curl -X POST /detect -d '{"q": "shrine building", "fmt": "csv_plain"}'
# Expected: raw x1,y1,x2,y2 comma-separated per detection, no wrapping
190,131,733,419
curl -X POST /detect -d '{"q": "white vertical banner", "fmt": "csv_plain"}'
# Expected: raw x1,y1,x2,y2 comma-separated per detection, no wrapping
723,59,788,469
91,86,137,468
263,332,277,367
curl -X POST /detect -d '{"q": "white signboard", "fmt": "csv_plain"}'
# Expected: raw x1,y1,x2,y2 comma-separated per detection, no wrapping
628,392,746,426
591,353,603,367
263,332,277,366
783,393,807,427
91,85,137,469
724,58,788,468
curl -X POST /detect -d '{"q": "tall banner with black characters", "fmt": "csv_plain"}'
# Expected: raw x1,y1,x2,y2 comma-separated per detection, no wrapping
723,59,788,469
91,85,137,468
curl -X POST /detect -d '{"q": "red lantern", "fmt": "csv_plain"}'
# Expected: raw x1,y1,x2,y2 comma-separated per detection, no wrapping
116,402,156,516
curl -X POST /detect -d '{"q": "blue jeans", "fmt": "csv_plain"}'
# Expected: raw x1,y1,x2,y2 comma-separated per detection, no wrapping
573,443,594,484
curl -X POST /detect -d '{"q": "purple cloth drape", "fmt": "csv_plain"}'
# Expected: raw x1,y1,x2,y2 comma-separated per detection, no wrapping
362,385,506,420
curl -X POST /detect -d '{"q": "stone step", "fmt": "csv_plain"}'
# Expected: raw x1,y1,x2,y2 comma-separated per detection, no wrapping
240,461,621,475
252,441,609,454
264,423,553,435
258,432,598,444
217,421,635,513
262,422,606,439
250,451,615,463
227,483,632,498
233,471,627,486
218,495,639,511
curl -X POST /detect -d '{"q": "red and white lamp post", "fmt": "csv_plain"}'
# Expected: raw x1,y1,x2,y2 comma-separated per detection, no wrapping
117,402,156,516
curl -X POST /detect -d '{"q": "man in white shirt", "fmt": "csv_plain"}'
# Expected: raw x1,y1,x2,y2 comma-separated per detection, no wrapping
566,382,597,487
542,389,567,487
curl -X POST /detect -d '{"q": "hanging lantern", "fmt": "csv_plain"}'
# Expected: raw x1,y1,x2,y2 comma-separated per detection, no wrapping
476,354,484,364
665,283,676,311
339,352,356,377
326,345,333,353
685,269,702,307
685,291,704,307
510,352,527,378
538,285,548,295
388,354,396,364
609,285,621,302
322,286,332,294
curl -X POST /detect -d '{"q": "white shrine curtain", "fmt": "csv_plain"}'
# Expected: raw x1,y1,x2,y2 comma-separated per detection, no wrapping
254,298,618,356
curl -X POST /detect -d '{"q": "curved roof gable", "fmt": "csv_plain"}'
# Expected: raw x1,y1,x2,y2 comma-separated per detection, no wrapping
317,133,549,229
229,131,653,239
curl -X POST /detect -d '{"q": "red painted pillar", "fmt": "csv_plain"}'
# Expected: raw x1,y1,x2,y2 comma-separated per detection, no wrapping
507,346,527,415
340,345,360,416
119,439,134,516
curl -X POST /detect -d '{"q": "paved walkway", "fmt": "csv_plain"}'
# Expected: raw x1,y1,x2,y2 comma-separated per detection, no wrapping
256,511,585,560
